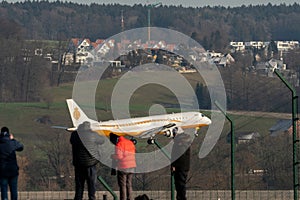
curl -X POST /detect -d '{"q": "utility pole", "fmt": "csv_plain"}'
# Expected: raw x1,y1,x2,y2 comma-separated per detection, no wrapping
120,10,126,55
121,10,124,33
147,1,162,42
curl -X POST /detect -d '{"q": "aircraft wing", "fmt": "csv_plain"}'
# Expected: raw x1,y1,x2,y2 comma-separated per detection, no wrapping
138,123,177,138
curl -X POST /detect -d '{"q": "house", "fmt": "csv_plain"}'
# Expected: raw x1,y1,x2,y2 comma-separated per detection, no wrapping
76,51,94,65
95,39,116,59
227,131,260,144
207,51,235,67
245,41,267,50
255,62,269,76
217,53,235,67
230,41,245,52
276,41,299,51
178,67,196,73
66,38,97,65
267,58,286,71
255,58,287,77
76,39,93,53
269,119,300,137
207,50,222,58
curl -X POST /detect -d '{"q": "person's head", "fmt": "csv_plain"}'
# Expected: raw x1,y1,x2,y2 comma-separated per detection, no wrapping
78,121,91,132
109,132,119,145
135,194,150,200
72,130,78,135
0,127,10,138
174,133,192,146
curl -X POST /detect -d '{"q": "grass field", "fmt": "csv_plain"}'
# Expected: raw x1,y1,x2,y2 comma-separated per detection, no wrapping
0,74,288,146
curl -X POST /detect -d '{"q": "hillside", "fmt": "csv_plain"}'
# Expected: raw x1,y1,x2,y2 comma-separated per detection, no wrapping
0,1,300,49
1,1,300,112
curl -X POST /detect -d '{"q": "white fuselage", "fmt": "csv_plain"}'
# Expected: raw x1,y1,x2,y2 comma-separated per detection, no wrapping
66,99,211,137
91,112,211,137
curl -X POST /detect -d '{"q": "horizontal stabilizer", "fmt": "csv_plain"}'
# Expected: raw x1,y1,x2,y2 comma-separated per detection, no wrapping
51,125,69,130
51,126,76,132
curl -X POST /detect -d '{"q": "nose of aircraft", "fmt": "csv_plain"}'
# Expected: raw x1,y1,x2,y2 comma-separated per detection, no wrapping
200,113,212,125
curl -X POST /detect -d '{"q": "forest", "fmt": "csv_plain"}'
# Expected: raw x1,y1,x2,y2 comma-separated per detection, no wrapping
0,1,300,47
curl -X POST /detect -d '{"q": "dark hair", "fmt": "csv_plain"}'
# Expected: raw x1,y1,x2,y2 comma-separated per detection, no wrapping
109,133,119,145
134,194,150,200
0,127,10,137
78,121,91,132
174,133,191,144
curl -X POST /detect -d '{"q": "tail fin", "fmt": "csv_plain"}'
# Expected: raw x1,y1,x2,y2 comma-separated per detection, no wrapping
66,99,96,129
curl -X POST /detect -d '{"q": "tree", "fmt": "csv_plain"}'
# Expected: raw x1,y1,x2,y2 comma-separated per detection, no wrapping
257,135,293,189
195,82,210,109
0,18,23,102
55,40,69,86
30,130,73,190
268,40,278,58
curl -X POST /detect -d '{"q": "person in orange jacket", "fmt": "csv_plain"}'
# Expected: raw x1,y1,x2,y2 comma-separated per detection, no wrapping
110,133,136,200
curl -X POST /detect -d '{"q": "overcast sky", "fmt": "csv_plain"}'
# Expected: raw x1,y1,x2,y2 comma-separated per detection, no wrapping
4,0,299,7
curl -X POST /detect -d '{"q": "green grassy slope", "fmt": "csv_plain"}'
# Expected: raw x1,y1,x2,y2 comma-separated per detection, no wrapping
0,74,286,145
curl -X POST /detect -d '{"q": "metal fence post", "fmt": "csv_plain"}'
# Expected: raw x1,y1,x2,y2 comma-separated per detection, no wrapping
97,175,118,200
153,139,175,200
274,69,298,200
215,101,235,200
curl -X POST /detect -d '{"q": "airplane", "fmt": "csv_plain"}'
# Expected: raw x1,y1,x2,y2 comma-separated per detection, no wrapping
61,99,211,143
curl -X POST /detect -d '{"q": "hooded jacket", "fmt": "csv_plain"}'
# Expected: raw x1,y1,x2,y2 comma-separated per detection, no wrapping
0,136,24,178
171,133,191,171
70,130,105,167
115,136,136,169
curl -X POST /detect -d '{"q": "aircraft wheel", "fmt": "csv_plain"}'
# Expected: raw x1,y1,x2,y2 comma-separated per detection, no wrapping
131,138,137,145
147,138,155,144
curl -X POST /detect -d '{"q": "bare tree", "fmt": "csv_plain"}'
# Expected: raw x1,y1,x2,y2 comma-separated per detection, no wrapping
31,130,73,190
56,40,70,86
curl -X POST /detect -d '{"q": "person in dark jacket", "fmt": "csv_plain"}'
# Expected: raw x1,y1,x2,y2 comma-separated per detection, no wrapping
0,126,24,200
70,121,105,200
171,132,192,200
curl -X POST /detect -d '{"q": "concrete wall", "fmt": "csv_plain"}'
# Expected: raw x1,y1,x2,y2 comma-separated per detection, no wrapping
16,190,295,200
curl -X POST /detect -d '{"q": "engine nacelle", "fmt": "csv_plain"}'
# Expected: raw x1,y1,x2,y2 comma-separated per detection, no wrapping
163,126,178,138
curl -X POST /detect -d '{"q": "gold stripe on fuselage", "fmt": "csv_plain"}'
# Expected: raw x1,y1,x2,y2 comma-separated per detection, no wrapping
93,123,207,138
97,119,181,129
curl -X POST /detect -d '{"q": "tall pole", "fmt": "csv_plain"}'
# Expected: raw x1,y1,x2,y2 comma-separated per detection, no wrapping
147,2,161,42
148,8,151,41
151,139,175,200
274,69,298,200
97,176,118,200
215,101,235,200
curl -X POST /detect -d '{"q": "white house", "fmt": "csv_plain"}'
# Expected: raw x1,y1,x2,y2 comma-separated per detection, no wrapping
227,131,260,144
245,41,266,49
230,41,245,52
267,58,286,71
66,38,96,65
276,41,299,51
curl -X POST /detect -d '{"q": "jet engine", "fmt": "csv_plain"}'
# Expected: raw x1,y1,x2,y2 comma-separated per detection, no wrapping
163,125,178,138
